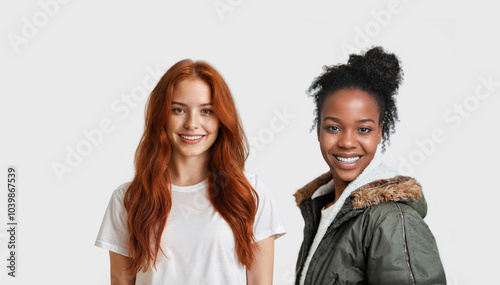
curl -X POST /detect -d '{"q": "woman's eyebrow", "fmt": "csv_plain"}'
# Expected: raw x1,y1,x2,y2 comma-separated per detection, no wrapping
323,117,376,123
357,118,376,123
171,102,213,106
323,116,341,122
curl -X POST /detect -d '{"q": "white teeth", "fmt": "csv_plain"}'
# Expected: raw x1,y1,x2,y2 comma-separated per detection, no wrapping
181,135,203,140
336,156,360,163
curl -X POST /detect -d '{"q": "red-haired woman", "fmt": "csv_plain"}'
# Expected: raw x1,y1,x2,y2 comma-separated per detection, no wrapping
95,59,286,284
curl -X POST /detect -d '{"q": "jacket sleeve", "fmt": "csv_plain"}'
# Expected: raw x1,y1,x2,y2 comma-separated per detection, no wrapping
365,202,446,285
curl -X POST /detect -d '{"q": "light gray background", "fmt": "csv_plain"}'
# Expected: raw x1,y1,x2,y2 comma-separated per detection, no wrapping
1,0,498,284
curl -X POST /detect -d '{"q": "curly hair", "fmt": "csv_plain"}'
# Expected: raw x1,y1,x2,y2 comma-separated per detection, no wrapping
308,46,403,152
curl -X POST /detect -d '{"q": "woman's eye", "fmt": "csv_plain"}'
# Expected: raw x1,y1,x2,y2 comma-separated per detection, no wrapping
173,108,185,114
326,126,340,132
201,109,213,115
359,127,371,133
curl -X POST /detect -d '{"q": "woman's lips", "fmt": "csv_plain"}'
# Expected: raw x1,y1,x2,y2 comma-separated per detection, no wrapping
334,155,361,168
335,156,361,163
179,134,205,144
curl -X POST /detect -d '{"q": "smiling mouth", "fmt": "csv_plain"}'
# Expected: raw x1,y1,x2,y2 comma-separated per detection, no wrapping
335,156,361,164
180,135,204,140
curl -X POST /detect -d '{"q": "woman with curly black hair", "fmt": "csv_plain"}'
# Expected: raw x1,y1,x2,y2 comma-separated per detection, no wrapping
294,47,446,284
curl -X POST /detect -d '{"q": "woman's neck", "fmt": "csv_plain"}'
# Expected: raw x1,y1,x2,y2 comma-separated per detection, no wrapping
169,153,210,186
325,177,349,209
334,180,348,201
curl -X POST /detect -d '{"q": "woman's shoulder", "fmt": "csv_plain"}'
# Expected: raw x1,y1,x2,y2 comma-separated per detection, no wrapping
360,199,427,232
243,172,270,194
109,182,132,202
365,201,407,217
243,171,264,185
243,171,258,182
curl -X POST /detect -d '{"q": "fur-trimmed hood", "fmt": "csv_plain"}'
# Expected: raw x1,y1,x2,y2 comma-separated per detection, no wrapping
294,172,425,217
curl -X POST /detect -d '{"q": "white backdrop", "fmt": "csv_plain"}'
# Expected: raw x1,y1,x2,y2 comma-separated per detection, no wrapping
1,0,498,284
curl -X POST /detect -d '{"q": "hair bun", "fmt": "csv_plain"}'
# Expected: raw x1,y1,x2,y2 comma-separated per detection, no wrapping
348,46,403,96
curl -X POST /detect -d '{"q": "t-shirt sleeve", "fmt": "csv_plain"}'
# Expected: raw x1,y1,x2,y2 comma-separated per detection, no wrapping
247,174,286,242
94,183,131,257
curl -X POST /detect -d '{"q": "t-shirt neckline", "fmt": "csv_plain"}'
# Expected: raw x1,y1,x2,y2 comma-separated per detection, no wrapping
171,179,207,192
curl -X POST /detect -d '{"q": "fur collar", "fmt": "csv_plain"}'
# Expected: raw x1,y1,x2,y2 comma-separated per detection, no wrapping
294,172,423,209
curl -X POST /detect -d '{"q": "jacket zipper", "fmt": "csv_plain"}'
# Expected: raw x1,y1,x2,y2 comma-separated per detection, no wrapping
394,202,416,285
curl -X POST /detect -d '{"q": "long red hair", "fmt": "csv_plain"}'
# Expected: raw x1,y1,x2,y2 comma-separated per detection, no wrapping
123,59,259,273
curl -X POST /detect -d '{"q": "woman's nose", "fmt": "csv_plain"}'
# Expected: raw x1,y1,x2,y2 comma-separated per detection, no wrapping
338,131,356,148
184,112,199,130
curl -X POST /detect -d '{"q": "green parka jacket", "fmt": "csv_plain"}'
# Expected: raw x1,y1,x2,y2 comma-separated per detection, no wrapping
294,169,446,285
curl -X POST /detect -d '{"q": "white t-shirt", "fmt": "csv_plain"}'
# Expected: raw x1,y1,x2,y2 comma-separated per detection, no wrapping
95,172,286,285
